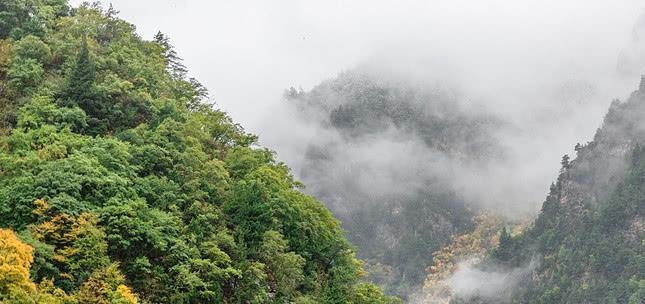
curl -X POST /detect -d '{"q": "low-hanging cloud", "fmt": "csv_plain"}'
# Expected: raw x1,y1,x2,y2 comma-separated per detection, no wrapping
249,1,645,217
446,258,539,302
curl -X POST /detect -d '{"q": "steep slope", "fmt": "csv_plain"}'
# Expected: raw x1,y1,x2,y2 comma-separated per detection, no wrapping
0,1,399,303
286,71,503,298
450,79,645,303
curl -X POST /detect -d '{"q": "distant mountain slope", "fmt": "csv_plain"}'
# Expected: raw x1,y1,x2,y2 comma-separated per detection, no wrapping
289,71,502,159
451,79,645,304
286,71,504,298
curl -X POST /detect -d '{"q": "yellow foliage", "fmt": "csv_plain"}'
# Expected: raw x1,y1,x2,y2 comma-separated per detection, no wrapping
32,212,77,246
32,198,50,217
421,212,517,303
0,229,74,302
0,228,36,294
77,277,112,304
37,279,75,303
114,284,138,304
0,39,10,70
77,263,139,304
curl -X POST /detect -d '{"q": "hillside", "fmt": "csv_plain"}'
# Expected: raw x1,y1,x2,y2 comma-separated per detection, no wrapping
285,71,503,298
445,79,645,303
0,1,399,303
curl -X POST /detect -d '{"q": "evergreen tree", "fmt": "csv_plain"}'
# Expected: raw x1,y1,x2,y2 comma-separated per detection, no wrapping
61,37,106,134
560,154,570,172
154,31,187,79
494,227,512,261
62,38,96,106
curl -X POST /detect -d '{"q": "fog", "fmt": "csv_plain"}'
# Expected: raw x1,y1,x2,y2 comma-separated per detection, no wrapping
71,0,645,298
445,258,539,302
70,0,644,124
71,1,645,214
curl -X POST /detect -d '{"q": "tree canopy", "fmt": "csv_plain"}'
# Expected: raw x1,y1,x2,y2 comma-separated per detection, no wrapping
0,1,400,303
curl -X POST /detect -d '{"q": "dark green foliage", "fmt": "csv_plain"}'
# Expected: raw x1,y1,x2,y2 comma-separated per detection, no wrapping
61,38,95,106
0,0,69,39
153,31,187,80
492,227,512,261
60,38,105,134
0,1,398,303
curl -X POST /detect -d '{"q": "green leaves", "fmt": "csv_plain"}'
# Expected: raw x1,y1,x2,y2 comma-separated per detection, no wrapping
8,57,43,91
12,35,51,64
0,1,399,303
259,230,305,299
17,95,87,131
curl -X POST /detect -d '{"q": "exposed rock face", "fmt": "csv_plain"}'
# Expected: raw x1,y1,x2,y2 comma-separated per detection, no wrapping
558,86,645,217
422,80,645,304
501,81,645,303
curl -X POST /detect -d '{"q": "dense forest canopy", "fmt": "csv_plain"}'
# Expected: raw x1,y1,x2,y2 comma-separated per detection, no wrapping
0,1,400,303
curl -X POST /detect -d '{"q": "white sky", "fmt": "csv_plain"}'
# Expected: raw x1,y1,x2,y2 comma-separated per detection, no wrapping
69,0,645,134
64,0,645,213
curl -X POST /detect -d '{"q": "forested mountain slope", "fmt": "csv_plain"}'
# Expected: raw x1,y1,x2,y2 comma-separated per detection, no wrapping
285,71,503,298
0,1,399,303
449,80,645,304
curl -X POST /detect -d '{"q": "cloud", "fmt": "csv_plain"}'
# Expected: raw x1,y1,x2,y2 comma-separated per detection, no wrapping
447,258,539,302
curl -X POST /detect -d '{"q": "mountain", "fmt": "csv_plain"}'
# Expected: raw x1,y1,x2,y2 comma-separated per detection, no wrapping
285,70,504,298
0,1,399,303
442,79,645,304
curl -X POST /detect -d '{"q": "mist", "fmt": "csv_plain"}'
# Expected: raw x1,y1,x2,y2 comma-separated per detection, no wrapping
71,1,645,198
272,1,645,216
70,0,645,299
443,258,539,302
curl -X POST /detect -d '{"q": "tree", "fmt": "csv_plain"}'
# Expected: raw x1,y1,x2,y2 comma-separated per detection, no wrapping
259,230,305,300
7,57,43,92
0,229,36,295
76,263,138,304
560,154,570,172
62,37,95,104
0,229,73,303
494,227,512,261
12,35,51,64
60,37,105,134
153,31,187,79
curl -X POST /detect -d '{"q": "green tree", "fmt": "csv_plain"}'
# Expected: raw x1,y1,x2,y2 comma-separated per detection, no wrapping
259,230,306,300
60,37,105,134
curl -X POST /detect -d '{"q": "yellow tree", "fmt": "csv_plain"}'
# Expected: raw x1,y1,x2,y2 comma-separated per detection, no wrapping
0,228,36,295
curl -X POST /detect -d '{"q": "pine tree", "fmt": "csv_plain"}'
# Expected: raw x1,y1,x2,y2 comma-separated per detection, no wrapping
560,154,571,172
61,38,107,134
495,227,512,261
154,31,187,79
62,37,96,108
